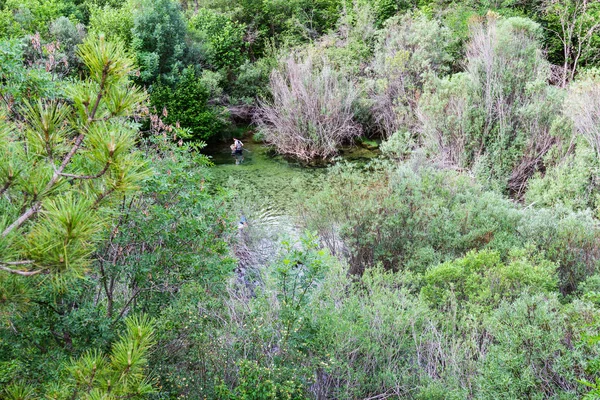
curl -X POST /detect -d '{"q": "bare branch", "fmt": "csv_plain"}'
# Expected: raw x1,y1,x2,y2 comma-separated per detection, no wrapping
1,202,42,238
59,159,111,180
0,178,12,196
0,263,45,276
255,53,361,160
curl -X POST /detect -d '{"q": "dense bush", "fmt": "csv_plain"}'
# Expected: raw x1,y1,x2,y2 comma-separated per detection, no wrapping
0,38,60,110
188,8,246,73
48,16,85,71
301,161,521,274
368,12,452,137
301,160,600,294
256,53,362,160
565,70,600,158
417,14,564,194
88,3,134,46
526,140,600,211
149,67,227,140
131,0,187,84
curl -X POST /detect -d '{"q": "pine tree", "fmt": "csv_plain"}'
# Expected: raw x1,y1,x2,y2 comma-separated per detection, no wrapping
3,315,156,399
0,35,149,279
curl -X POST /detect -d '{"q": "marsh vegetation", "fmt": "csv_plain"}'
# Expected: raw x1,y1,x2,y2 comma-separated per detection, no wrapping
2,0,600,399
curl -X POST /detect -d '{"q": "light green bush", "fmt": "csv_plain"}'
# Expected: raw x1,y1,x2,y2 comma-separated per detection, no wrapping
417,14,564,194
477,294,598,399
188,8,246,72
369,12,452,137
422,249,557,310
88,3,134,46
526,140,600,212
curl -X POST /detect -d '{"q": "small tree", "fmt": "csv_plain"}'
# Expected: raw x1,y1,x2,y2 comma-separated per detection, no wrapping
255,53,361,160
543,0,600,87
0,35,148,278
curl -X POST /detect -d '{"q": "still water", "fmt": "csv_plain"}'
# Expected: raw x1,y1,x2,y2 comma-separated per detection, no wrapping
203,138,378,269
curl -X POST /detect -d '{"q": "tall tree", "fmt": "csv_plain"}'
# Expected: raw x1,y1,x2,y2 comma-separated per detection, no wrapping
131,0,188,84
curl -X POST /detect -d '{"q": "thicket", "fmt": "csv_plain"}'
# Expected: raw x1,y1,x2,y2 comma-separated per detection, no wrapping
3,0,600,399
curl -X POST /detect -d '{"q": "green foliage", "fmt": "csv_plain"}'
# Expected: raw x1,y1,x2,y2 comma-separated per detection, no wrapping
88,3,134,46
302,161,521,274
417,14,563,193
542,0,600,84
48,16,85,72
274,233,328,343
65,315,155,399
217,360,306,400
302,160,600,295
2,0,600,398
422,249,556,309
0,35,148,278
2,315,156,399
353,0,417,26
580,329,600,399
0,38,60,109
131,0,187,84
369,11,453,136
0,0,77,37
93,131,235,319
149,67,226,140
526,140,600,211
517,205,600,294
477,294,595,399
230,55,278,102
188,8,246,72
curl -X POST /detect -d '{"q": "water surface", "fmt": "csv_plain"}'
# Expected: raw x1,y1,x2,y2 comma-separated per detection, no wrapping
204,138,378,269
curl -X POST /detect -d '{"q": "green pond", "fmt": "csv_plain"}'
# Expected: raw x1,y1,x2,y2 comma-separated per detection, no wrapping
204,137,379,216
203,137,379,268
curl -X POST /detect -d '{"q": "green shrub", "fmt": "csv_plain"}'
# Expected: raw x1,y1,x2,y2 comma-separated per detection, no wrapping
301,161,521,275
1,0,76,37
369,12,452,137
149,67,226,140
216,360,306,400
422,249,556,310
88,3,134,46
131,0,187,84
518,205,600,294
477,294,598,399
188,8,246,73
526,140,600,212
0,38,61,108
417,14,563,194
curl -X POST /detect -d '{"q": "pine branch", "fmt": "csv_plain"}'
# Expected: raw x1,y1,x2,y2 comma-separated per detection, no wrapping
93,187,116,208
0,261,44,276
59,158,112,180
1,62,110,239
